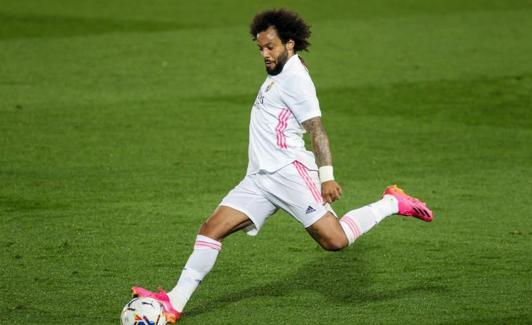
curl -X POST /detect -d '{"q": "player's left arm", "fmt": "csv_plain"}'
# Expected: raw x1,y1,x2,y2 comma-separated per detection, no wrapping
302,116,342,204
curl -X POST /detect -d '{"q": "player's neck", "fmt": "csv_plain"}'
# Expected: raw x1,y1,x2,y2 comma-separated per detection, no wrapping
287,52,295,61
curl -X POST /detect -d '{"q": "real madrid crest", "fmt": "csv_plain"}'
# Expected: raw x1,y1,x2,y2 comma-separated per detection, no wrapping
265,81,275,92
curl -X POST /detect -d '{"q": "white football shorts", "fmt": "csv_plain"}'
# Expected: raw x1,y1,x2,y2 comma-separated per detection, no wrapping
220,160,337,236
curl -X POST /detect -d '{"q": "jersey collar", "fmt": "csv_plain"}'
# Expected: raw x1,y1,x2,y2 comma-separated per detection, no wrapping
281,53,300,74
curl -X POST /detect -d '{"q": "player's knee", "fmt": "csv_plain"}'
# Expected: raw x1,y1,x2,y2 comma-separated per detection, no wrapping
198,220,209,233
198,219,220,240
321,238,347,251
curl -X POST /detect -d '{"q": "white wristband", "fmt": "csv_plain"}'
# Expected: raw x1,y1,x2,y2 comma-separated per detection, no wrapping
319,166,334,183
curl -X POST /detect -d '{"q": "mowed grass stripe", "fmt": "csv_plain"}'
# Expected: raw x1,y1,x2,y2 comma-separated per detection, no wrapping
1,8,532,107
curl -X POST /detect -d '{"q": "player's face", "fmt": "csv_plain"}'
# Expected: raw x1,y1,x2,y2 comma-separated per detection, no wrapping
256,26,294,76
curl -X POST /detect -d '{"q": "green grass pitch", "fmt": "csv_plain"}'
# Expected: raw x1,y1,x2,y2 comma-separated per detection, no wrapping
1,1,531,324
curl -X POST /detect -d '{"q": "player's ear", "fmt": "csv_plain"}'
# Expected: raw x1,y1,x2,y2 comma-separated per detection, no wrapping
286,39,295,51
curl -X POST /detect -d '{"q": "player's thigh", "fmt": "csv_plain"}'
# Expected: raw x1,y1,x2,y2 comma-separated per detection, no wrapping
201,175,277,240
199,205,252,241
218,175,278,237
306,212,348,251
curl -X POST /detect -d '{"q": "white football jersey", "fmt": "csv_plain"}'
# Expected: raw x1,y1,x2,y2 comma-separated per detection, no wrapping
247,54,321,175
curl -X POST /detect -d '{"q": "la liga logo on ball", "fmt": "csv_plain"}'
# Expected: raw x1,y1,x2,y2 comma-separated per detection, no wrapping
120,297,166,325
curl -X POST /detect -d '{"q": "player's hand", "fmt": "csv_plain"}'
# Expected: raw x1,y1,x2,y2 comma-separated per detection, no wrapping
321,180,342,204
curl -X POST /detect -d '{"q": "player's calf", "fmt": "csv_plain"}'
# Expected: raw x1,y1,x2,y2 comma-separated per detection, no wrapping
338,185,433,246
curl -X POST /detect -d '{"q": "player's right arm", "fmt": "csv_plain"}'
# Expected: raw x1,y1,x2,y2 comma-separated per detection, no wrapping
302,117,342,203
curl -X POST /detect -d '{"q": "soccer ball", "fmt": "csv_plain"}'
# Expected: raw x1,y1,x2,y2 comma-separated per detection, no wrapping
120,297,166,325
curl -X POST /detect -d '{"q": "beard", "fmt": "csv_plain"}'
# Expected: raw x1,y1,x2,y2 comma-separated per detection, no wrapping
266,49,289,76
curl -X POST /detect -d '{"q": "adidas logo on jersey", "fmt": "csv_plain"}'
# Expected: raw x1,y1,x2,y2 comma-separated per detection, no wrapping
305,206,316,214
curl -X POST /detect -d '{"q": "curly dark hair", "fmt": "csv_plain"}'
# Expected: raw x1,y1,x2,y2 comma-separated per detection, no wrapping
250,9,311,52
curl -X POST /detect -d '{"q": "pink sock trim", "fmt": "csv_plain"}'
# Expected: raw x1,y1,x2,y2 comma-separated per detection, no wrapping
340,215,362,239
194,236,222,251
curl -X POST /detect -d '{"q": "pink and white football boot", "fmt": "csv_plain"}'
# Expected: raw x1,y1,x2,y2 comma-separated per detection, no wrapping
132,287,181,323
383,185,433,222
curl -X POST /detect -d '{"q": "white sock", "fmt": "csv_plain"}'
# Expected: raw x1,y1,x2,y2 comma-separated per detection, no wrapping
339,195,398,245
167,235,222,312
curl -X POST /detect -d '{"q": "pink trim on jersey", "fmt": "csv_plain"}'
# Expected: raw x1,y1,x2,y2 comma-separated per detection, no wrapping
275,108,291,149
293,161,323,204
194,240,222,251
340,215,362,239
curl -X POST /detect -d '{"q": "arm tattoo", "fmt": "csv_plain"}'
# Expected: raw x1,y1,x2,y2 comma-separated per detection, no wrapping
302,117,333,167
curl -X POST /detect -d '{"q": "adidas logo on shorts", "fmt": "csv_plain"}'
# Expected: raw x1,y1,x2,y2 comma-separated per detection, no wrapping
305,206,316,214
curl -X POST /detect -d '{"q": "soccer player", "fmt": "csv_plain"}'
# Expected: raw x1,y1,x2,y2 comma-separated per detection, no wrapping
132,9,433,322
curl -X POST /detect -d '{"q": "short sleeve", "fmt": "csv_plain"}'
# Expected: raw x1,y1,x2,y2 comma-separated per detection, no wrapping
280,72,321,123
